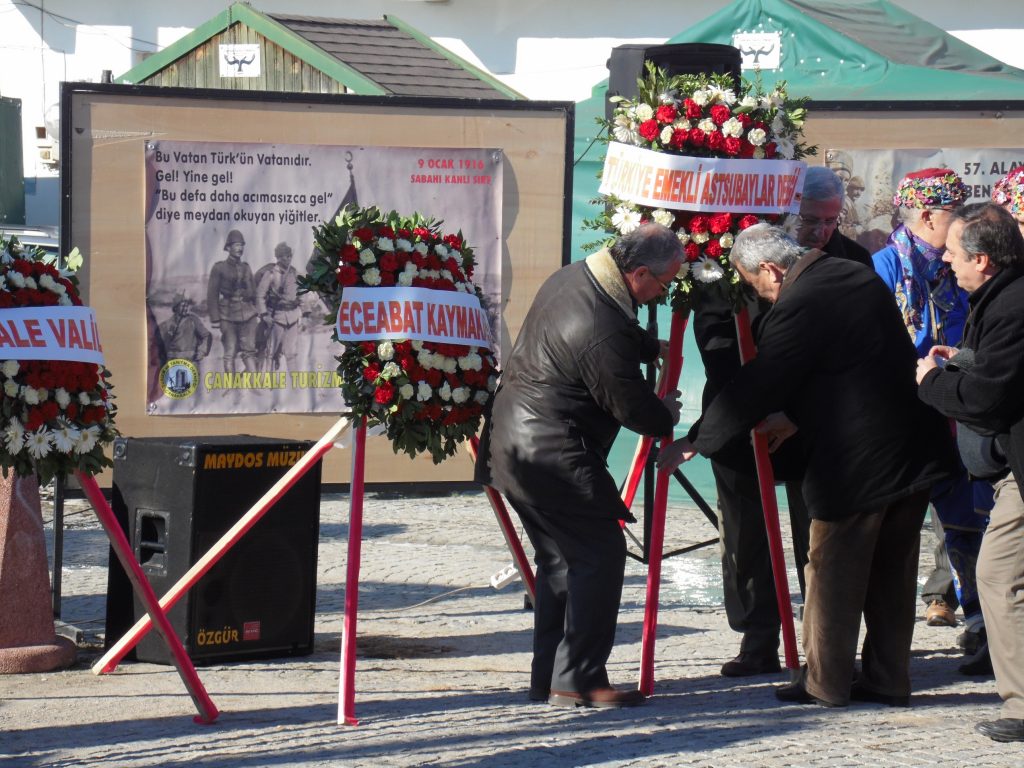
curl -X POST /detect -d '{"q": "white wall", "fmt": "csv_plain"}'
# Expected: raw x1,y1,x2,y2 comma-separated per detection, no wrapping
1,0,1022,225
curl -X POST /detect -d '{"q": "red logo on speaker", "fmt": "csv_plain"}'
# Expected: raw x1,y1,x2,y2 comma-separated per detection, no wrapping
243,621,261,641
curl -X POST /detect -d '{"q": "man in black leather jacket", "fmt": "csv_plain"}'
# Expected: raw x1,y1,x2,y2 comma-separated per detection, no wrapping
475,223,683,708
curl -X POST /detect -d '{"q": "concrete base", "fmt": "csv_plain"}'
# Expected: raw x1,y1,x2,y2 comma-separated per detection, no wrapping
0,473,77,673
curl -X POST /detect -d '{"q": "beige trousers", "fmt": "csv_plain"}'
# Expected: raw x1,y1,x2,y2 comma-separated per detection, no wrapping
802,490,929,705
976,475,1024,719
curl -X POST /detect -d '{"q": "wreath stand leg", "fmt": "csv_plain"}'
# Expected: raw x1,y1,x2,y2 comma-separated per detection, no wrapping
93,416,352,675
734,308,799,674
75,471,219,724
468,436,536,605
338,415,367,726
637,308,687,695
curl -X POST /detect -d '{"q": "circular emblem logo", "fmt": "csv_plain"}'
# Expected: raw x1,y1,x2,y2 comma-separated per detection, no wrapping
160,358,199,399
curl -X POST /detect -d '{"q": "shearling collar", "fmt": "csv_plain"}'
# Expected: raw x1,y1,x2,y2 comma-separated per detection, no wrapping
585,248,635,320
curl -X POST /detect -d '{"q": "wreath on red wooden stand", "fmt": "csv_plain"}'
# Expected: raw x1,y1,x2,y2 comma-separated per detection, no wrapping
299,205,498,464
0,235,117,483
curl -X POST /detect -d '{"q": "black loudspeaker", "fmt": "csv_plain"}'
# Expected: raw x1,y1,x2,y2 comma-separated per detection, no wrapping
606,43,743,121
105,435,321,665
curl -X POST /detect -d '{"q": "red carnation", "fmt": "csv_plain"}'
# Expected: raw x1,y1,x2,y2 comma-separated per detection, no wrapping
684,242,701,262
353,227,373,242
724,137,742,156
709,212,733,234
688,128,706,148
425,368,443,388
363,363,381,382
340,244,359,263
655,105,678,124
765,142,778,159
379,271,396,287
706,132,724,152
683,98,702,119
374,382,395,405
337,265,358,286
377,226,395,238
669,129,688,150
443,234,462,249
736,113,753,131
379,252,398,271
710,104,731,125
738,214,760,230
638,119,660,142
360,341,376,355
705,239,723,258
689,215,709,234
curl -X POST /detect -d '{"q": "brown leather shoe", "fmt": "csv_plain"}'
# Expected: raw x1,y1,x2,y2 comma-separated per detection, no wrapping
548,686,645,709
925,599,956,627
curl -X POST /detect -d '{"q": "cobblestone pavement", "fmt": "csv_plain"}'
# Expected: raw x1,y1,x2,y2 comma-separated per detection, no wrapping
0,490,1019,767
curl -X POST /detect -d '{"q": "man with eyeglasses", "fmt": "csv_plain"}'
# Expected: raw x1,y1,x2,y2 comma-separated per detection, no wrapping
790,166,872,266
476,223,683,708
873,168,993,674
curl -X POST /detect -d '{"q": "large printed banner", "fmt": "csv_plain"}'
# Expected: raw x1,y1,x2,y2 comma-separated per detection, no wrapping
336,287,493,348
145,141,503,415
0,307,104,364
599,141,806,213
825,147,1024,256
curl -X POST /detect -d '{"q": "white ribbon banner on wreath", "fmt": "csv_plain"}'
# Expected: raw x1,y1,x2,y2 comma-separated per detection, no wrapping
599,141,807,214
0,306,104,364
336,287,493,350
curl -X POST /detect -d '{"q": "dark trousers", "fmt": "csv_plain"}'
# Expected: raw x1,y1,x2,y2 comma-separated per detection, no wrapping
803,490,929,705
508,496,627,694
712,460,810,657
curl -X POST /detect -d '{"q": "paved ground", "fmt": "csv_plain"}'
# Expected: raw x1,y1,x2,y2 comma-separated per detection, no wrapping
0,489,1019,767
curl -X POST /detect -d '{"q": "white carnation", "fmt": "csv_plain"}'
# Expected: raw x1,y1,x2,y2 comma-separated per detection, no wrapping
720,233,735,249
691,89,710,107
358,248,376,265
474,390,490,405
414,242,429,255
3,380,18,398
78,392,91,405
434,244,449,258
382,362,401,378
442,357,458,374
416,381,432,401
22,386,39,405
399,383,415,400
439,382,453,401
673,119,692,131
417,350,435,369
659,126,674,145
411,340,424,351
634,103,654,121
451,386,470,404
721,117,744,138
396,238,413,252
7,271,24,288
692,231,710,244
363,267,381,286
652,209,675,228
1,360,19,377
738,94,758,111
698,118,716,134
747,127,767,147
397,271,414,286
24,277,37,290
377,341,394,361
55,387,71,408
376,237,395,252
457,352,483,371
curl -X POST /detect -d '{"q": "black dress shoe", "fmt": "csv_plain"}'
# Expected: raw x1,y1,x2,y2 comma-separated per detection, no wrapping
849,682,910,707
774,681,840,707
976,718,1024,742
959,641,993,676
721,652,782,677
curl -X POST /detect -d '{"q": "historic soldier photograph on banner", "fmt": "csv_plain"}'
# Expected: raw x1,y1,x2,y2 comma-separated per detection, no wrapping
144,141,503,415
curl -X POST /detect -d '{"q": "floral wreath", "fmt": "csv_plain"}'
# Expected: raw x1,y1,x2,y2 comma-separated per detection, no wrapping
299,205,498,464
0,235,118,484
584,64,815,312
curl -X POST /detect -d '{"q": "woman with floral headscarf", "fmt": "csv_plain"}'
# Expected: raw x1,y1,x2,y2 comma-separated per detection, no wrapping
992,166,1024,236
